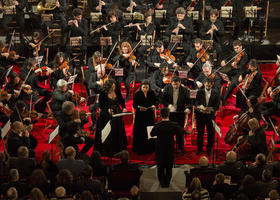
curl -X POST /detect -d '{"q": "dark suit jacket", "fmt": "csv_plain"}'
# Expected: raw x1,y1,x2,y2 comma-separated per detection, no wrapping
256,180,279,198
151,70,165,95
151,120,185,163
57,158,85,178
7,132,31,157
9,157,37,177
51,89,73,114
248,127,268,157
195,88,220,115
243,69,263,98
162,85,191,112
217,161,245,182
195,72,221,92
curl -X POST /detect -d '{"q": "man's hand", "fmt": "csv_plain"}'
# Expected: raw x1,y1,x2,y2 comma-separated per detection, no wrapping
177,23,185,29
68,90,74,95
154,63,160,68
79,97,86,103
2,52,9,58
96,5,101,11
34,68,42,74
206,29,213,35
138,106,147,111
168,104,176,112
73,20,79,27
56,0,60,7
184,108,190,114
196,81,203,88
172,28,179,34
221,60,226,67
29,43,37,48
13,0,19,5
123,108,128,112
238,75,243,82
74,118,81,123
187,62,194,68
156,3,163,9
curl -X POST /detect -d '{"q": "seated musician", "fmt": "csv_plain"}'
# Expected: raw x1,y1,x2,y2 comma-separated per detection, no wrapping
195,60,221,92
146,40,176,74
118,0,140,13
185,38,211,80
151,62,170,97
56,101,94,154
0,40,21,70
52,79,85,115
19,58,52,114
134,12,156,61
165,7,193,57
199,9,224,62
235,118,268,163
66,8,88,64
1,0,26,43
0,91,11,129
220,40,248,105
232,0,247,39
40,0,67,47
27,32,47,65
88,63,108,96
113,41,136,102
236,59,263,111
89,0,112,15
259,71,280,126
49,52,72,90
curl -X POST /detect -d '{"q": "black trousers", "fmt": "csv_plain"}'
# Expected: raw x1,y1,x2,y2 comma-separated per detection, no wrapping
157,159,173,186
2,14,25,41
196,111,215,152
170,112,185,152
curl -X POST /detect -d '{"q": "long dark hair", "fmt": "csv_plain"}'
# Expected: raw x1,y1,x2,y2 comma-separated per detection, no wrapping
102,79,116,93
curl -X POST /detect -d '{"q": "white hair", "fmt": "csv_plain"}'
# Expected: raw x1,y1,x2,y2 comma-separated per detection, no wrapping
202,61,212,71
57,79,68,88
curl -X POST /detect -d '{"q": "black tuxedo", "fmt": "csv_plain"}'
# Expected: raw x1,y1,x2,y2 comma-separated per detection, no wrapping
151,120,185,187
9,157,37,177
151,70,166,96
217,161,245,182
195,88,220,152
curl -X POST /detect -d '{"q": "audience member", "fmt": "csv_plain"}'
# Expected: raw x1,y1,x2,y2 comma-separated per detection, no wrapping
30,187,46,200
256,169,278,198
79,190,94,200
217,151,244,182
6,187,18,200
235,175,258,199
211,173,232,199
28,169,50,195
54,186,74,200
182,177,210,200
39,150,59,183
57,146,85,178
269,190,280,200
9,146,37,177
0,151,9,178
55,169,75,195
90,151,108,177
245,153,267,181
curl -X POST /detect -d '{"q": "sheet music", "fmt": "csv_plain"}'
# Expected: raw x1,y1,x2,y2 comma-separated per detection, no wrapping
1,120,11,139
48,126,59,144
67,74,78,84
34,56,43,65
101,121,111,143
112,112,133,118
147,126,157,139
212,120,222,138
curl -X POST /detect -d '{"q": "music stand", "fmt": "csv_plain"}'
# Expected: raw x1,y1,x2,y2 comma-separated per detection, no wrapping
123,12,133,21
48,126,60,160
155,10,166,19
187,11,199,21
41,14,53,23
170,34,183,44
114,68,124,77
212,120,222,167
133,12,144,21
244,6,257,18
140,35,153,46
178,70,188,79
100,37,112,56
90,12,102,22
70,36,82,47
220,6,233,18
3,5,16,15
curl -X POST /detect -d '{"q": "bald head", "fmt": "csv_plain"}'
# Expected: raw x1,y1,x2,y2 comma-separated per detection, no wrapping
199,156,209,167
55,186,66,197
226,151,237,163
64,146,76,158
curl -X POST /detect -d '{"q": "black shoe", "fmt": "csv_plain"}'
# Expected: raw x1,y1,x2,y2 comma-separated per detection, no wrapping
196,151,202,155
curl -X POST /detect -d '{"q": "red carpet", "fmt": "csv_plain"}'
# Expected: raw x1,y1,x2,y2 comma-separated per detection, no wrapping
1,64,279,165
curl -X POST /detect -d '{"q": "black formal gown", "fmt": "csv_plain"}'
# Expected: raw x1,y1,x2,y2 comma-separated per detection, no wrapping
132,89,156,154
95,90,127,156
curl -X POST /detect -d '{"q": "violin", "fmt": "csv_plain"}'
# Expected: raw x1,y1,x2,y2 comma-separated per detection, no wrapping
59,61,69,71
70,109,91,137
96,58,113,69
196,48,210,63
21,109,40,118
1,90,10,101
232,51,244,69
160,49,176,64
162,72,173,84
271,86,280,98
100,74,109,84
1,47,18,60
22,84,33,94
239,70,258,91
223,0,233,6
35,66,50,76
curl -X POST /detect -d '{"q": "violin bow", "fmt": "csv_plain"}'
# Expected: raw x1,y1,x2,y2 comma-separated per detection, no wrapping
237,86,249,102
100,42,119,78
268,117,280,138
193,45,211,66
7,30,15,53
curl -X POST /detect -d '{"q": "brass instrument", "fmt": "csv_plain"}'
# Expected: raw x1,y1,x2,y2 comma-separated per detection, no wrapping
37,0,58,12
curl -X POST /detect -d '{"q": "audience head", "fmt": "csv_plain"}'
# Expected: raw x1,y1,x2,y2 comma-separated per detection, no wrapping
12,121,24,135
82,165,93,179
255,153,266,166
241,175,256,190
56,169,73,186
30,169,48,187
130,185,139,197
189,177,202,191
160,107,170,119
6,187,18,200
55,186,66,198
215,173,225,185
17,146,29,158
269,190,280,200
64,146,76,159
30,187,46,200
226,151,237,163
191,190,202,200
42,150,51,162
80,190,93,200
262,169,273,182
9,169,19,182
199,156,209,167
120,150,129,164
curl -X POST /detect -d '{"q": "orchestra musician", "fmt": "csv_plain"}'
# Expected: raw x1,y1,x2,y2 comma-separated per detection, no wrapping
0,91,10,129
94,79,128,156
195,78,220,156
161,76,191,154
235,118,268,163
151,62,170,97
52,79,86,115
27,32,47,65
1,0,26,43
232,0,247,40
195,61,221,92
199,9,224,62
185,38,211,80
220,40,248,105
19,58,52,114
56,101,94,154
89,0,113,15
235,59,263,111
0,40,21,69
66,8,88,64
40,0,67,47
165,7,193,57
113,41,136,102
